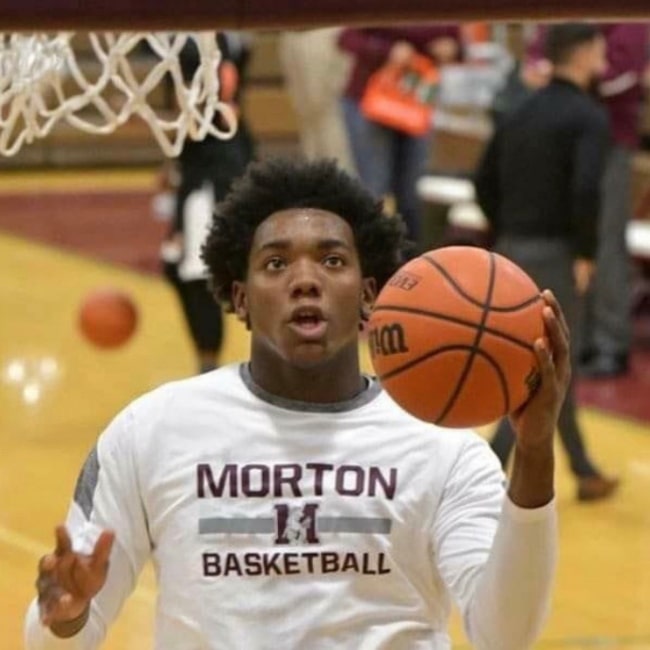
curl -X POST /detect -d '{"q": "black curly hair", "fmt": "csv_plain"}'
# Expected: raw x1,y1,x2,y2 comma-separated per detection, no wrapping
201,157,409,312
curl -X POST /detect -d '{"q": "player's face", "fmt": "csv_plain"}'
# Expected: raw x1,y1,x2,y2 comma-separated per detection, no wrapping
233,208,375,369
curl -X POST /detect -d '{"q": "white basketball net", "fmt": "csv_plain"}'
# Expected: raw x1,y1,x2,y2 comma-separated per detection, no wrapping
0,32,238,157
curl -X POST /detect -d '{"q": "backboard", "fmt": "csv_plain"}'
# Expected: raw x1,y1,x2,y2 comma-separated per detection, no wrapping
1,0,648,31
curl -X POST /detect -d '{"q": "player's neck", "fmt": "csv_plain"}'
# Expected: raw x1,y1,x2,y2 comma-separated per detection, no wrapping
248,347,366,404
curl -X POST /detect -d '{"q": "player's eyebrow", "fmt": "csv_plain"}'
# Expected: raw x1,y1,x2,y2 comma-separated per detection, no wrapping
257,239,291,252
315,238,351,251
256,238,351,252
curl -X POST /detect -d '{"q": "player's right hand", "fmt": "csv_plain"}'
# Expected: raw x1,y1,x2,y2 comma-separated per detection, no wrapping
36,525,115,629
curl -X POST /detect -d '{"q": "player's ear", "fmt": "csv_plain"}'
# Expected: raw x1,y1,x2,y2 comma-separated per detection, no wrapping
232,281,250,329
360,277,377,323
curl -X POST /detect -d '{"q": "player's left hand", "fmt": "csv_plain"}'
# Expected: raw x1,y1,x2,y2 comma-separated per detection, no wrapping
509,290,571,451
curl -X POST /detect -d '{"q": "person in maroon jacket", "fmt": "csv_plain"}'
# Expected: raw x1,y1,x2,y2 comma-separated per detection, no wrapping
581,24,649,377
338,27,462,248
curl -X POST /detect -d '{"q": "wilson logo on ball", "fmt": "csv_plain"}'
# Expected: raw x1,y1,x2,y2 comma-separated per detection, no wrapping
369,324,409,357
388,271,421,291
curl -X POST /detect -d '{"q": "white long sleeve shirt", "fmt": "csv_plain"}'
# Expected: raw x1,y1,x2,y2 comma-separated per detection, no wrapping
25,363,557,649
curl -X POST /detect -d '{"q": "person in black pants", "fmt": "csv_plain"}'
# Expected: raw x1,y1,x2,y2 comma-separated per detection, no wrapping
475,24,619,502
162,32,255,373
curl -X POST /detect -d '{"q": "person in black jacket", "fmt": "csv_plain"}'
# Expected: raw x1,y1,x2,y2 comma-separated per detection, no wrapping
475,23,618,502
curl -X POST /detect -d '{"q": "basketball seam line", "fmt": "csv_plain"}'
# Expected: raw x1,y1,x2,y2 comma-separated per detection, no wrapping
434,252,502,424
379,345,510,425
421,254,541,312
372,305,536,352
379,343,508,386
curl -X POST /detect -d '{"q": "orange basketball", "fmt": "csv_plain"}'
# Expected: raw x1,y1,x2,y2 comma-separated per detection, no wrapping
368,246,545,428
78,289,138,349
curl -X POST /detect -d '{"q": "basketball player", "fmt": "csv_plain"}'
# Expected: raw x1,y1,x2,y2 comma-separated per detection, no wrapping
474,24,618,501
27,158,565,649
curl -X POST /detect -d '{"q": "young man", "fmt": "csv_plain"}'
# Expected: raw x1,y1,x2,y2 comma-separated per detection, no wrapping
27,158,566,649
521,23,650,378
475,24,618,501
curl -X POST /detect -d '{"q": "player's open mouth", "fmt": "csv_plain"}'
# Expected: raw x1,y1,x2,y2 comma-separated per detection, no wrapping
289,307,328,339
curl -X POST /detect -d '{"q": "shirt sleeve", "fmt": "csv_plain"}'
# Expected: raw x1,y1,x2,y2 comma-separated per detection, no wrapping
600,25,648,93
432,436,557,650
24,406,152,650
474,130,502,232
571,109,610,259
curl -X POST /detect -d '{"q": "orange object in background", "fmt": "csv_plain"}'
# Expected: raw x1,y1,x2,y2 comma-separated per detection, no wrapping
360,54,440,136
78,288,138,349
218,60,239,103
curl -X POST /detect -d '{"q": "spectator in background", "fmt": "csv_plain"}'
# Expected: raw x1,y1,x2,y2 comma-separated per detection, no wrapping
489,60,537,128
161,32,256,374
523,23,650,378
475,23,619,502
580,24,649,377
279,29,356,174
338,26,462,247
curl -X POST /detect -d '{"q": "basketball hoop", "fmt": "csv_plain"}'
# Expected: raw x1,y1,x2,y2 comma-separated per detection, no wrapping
0,32,237,157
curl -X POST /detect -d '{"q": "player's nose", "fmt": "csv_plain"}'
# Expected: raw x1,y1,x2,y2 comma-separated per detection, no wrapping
288,259,322,298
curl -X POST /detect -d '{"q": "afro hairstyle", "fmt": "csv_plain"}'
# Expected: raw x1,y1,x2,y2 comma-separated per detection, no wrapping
201,157,410,312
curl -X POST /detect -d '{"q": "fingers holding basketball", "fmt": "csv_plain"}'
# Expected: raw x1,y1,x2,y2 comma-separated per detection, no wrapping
537,289,571,397
541,290,570,362
508,290,571,446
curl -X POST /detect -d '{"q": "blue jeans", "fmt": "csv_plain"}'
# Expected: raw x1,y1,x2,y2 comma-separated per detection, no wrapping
342,97,431,245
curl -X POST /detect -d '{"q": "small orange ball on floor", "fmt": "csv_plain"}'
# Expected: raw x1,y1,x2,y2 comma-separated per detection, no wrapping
78,288,138,349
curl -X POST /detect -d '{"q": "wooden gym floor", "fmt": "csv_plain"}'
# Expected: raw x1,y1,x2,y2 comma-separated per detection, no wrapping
0,169,648,649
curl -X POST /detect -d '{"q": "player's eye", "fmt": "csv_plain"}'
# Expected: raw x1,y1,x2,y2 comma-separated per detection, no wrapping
323,255,345,268
264,257,286,271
